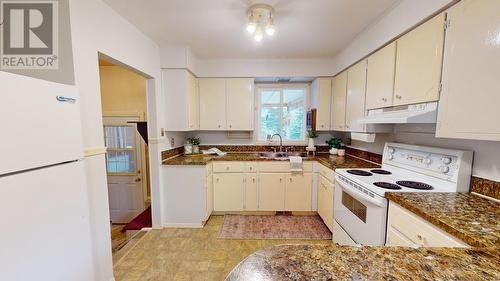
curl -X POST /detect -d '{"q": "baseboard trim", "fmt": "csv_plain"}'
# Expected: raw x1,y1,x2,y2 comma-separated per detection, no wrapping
163,222,204,228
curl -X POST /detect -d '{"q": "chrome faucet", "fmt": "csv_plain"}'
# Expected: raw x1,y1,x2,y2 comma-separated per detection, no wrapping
271,133,283,152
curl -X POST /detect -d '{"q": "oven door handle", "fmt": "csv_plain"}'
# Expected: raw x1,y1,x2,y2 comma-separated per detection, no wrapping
336,179,386,207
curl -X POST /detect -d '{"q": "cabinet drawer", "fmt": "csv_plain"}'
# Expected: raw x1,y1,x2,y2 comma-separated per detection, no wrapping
318,164,334,183
386,227,417,247
213,162,245,173
244,162,258,173
259,162,291,172
388,202,468,247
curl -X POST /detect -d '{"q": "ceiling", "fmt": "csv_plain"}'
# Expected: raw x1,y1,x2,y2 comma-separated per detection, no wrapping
104,0,400,59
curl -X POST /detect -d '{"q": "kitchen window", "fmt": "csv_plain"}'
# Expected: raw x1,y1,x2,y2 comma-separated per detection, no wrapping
256,85,307,143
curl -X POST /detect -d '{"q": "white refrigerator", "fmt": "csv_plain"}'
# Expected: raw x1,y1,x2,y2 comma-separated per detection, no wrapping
0,72,95,281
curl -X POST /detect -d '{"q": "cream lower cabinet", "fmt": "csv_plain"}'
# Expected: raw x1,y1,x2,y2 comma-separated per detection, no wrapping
436,0,500,141
386,202,468,247
244,174,258,211
317,174,334,232
206,164,213,216
285,173,312,211
259,173,286,211
213,174,245,211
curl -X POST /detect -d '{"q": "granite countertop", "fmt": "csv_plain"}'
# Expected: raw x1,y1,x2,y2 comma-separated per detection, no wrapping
162,152,379,170
385,192,500,248
226,244,500,281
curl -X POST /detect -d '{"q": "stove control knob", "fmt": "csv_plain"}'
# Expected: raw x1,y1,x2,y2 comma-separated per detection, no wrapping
441,157,452,165
440,166,450,174
424,158,432,165
388,147,395,154
387,154,394,160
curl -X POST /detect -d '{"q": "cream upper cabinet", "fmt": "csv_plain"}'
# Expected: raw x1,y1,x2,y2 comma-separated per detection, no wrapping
226,78,254,130
244,174,258,211
162,69,199,131
331,71,348,131
258,173,286,211
437,0,500,141
394,13,445,106
366,42,396,109
213,174,245,211
345,60,367,132
311,78,332,131
199,78,226,130
285,173,312,211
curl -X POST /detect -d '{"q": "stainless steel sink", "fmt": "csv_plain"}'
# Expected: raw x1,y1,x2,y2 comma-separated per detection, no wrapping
258,151,304,160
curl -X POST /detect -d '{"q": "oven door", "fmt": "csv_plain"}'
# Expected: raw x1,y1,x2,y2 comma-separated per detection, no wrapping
334,177,388,246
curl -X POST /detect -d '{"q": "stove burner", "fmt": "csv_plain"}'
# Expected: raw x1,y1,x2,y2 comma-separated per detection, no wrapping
370,169,392,175
396,181,434,190
373,182,402,190
347,170,373,176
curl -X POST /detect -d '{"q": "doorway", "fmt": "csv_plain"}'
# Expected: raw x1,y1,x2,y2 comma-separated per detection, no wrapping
98,57,151,255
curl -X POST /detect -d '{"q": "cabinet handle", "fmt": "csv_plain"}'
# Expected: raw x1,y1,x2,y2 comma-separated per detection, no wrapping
226,167,230,171
216,178,219,182
229,125,232,128
382,98,387,102
218,125,221,128
321,125,324,128
395,95,402,99
289,178,292,183
280,178,282,183
249,167,252,171
252,178,255,183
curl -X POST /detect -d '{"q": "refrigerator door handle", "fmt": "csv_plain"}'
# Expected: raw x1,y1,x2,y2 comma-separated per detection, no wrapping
56,96,77,103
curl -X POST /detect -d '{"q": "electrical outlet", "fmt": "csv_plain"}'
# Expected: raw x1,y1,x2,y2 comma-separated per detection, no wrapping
170,137,175,147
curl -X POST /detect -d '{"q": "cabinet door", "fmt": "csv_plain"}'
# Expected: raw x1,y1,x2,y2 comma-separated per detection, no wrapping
285,173,312,211
258,173,286,211
394,13,445,106
311,78,332,131
366,42,396,109
317,175,327,221
318,175,334,231
226,78,254,130
245,174,258,211
437,0,500,141
331,72,347,131
199,78,226,130
187,72,199,130
345,60,367,132
206,175,213,216
213,174,244,211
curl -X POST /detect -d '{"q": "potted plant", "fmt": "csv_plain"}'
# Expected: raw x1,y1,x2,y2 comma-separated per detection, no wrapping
187,137,201,154
307,130,318,148
326,138,342,155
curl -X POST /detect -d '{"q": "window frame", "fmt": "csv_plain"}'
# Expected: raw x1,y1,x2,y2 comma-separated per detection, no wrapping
254,83,310,145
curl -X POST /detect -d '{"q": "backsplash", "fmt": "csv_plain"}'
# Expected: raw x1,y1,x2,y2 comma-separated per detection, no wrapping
471,177,500,200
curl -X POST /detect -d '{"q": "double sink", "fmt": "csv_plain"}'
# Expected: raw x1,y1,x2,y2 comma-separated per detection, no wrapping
258,151,305,161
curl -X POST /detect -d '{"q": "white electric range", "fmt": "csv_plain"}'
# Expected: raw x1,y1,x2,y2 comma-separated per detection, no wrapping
333,142,473,246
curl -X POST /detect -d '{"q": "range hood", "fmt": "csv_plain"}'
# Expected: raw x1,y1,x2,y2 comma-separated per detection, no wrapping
358,102,438,124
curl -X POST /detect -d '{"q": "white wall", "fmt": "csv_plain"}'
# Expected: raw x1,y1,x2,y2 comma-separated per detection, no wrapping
195,58,335,77
331,0,454,75
68,0,181,280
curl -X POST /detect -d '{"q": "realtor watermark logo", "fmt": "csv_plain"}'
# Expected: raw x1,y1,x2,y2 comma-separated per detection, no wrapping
0,0,58,69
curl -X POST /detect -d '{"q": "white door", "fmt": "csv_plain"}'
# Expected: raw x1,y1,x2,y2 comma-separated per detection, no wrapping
103,117,145,223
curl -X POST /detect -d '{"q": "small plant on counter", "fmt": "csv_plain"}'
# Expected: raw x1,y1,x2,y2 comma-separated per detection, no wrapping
307,129,318,139
187,137,201,154
326,138,342,149
187,137,200,145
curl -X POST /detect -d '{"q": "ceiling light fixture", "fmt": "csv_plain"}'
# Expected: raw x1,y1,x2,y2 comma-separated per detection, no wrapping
246,4,275,42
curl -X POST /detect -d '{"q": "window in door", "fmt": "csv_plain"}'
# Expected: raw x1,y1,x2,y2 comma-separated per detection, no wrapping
257,86,307,142
104,125,136,174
